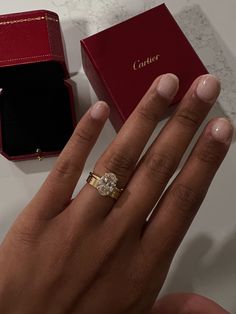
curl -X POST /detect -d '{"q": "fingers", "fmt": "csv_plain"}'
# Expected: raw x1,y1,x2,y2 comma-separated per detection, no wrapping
151,293,229,314
143,117,233,260
96,74,179,186
72,74,179,218
25,101,110,220
112,74,220,227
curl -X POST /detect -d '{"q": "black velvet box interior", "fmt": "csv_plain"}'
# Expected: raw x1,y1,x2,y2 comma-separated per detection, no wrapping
0,61,75,160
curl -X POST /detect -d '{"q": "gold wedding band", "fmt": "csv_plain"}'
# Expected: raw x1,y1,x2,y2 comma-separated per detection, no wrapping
86,172,123,200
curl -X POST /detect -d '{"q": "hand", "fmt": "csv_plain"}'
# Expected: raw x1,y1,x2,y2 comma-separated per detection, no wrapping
0,74,232,314
151,293,229,313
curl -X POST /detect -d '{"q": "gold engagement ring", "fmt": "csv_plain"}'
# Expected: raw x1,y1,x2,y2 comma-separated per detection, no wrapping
86,172,123,200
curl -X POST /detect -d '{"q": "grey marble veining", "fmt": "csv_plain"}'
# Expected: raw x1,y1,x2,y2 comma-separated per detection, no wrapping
51,0,143,34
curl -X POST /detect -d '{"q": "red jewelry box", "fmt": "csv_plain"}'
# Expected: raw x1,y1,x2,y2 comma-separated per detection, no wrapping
81,4,208,132
0,10,76,161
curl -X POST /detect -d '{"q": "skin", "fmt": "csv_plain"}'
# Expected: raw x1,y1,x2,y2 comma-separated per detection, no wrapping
0,74,232,313
152,293,229,313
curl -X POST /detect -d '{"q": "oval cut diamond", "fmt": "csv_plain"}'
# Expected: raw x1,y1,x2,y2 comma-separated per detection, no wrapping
97,173,118,196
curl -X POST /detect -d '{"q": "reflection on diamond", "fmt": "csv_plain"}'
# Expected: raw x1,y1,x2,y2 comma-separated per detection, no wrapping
97,173,118,196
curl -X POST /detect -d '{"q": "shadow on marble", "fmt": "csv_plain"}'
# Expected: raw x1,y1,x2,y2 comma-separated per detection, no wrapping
84,119,116,172
162,231,236,312
14,157,56,175
75,73,94,118
61,19,89,74
163,234,213,293
67,78,80,122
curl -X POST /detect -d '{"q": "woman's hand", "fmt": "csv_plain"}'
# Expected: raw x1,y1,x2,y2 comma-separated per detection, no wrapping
151,293,229,313
0,74,232,314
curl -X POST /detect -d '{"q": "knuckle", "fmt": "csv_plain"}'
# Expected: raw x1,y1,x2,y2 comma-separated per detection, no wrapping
136,94,160,123
136,106,159,123
102,151,136,181
170,183,202,216
53,159,75,179
175,108,201,128
123,256,150,312
14,228,33,246
196,142,222,164
73,126,93,145
144,151,176,183
11,218,42,248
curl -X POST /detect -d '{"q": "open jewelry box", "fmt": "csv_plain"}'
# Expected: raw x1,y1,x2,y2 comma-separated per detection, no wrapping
0,10,76,161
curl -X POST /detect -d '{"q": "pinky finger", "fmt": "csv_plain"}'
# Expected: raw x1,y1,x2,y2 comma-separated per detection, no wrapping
143,117,233,259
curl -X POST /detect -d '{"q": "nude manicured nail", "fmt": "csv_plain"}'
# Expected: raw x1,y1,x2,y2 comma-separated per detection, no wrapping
211,118,233,144
196,74,220,103
90,101,109,120
157,73,179,100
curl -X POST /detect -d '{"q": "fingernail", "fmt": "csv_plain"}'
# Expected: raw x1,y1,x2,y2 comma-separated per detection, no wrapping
196,74,220,103
156,73,179,100
211,118,233,144
90,101,110,120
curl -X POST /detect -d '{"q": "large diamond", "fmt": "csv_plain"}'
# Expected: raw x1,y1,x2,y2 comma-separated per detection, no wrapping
97,173,118,196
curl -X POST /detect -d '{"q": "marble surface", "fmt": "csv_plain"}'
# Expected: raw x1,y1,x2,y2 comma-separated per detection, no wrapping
0,0,236,312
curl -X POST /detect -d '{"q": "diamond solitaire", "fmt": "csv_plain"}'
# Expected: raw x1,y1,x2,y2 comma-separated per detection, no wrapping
86,172,123,200
97,173,118,196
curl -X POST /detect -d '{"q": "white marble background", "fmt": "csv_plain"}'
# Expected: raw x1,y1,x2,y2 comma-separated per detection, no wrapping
0,0,236,312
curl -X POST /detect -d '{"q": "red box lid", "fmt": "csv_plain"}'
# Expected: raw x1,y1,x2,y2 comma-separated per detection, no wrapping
0,10,69,82
81,4,208,131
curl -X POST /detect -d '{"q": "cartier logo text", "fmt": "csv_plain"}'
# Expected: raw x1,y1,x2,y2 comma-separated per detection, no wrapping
133,54,160,71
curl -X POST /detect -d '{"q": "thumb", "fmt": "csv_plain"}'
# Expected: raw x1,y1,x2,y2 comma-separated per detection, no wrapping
150,293,229,314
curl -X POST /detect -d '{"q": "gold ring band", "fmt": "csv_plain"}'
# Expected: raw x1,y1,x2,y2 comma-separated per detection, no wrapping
86,172,123,200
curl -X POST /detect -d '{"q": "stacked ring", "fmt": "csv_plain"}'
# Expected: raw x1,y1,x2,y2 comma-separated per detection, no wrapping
86,172,123,200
